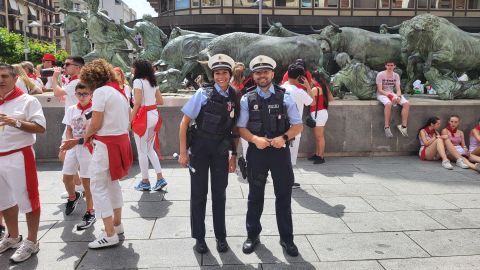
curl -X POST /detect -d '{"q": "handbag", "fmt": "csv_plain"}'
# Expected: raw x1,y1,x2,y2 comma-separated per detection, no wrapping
131,80,148,136
305,87,320,128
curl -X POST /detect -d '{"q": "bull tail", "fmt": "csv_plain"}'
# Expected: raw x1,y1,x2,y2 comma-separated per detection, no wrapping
267,17,272,27
385,24,401,31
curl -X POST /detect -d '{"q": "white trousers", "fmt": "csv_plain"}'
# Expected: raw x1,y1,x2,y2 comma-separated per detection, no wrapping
289,134,302,166
89,140,123,219
133,111,162,179
0,152,32,213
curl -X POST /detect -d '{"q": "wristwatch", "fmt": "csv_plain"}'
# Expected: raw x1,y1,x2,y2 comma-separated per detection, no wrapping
15,120,22,129
282,134,289,142
78,138,84,145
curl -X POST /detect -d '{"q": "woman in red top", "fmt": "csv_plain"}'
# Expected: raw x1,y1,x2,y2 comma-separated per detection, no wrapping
309,77,334,164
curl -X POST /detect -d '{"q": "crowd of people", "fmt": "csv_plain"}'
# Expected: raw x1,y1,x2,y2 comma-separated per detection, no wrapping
0,53,479,264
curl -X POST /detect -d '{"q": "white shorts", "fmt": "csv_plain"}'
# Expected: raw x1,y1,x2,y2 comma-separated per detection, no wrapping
377,94,409,106
62,145,92,178
0,152,34,213
454,145,468,156
311,109,328,127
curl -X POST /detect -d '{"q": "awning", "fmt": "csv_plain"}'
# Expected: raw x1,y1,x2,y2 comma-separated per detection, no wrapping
8,0,19,10
28,6,37,16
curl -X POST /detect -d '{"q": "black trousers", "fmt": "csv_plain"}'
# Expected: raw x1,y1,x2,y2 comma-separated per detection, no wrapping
246,144,295,244
189,136,229,240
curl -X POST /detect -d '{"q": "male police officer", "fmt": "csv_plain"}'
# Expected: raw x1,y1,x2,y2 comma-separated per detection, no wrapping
237,55,303,257
178,54,239,254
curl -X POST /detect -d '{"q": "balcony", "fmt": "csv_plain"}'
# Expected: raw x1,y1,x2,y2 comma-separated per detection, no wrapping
8,9,21,16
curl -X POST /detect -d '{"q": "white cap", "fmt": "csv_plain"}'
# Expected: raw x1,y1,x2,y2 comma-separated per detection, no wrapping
208,54,235,71
249,55,276,72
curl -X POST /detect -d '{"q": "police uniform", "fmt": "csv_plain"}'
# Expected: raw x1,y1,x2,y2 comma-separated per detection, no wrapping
181,54,239,249
236,56,302,255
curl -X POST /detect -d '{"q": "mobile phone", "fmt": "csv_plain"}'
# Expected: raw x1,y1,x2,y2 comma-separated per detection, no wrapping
298,77,304,84
85,111,92,120
40,68,55,77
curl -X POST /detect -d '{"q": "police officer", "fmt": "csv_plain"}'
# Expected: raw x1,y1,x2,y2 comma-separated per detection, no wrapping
237,55,303,257
178,54,240,254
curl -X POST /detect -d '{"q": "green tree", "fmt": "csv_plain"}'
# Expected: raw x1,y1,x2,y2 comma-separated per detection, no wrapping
0,27,69,65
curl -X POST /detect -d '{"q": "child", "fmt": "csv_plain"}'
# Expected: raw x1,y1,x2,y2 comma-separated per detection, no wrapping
61,82,96,230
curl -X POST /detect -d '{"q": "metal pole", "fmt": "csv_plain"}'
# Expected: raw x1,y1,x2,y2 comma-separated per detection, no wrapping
23,24,29,61
258,0,262,34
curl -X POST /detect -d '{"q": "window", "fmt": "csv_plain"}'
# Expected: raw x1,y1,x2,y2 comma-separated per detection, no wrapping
0,15,6,28
74,3,80,10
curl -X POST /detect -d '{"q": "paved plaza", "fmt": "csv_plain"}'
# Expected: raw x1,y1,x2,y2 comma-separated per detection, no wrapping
2,156,480,269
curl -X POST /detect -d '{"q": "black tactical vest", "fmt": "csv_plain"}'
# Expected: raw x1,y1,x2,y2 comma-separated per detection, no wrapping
245,85,290,138
195,85,238,138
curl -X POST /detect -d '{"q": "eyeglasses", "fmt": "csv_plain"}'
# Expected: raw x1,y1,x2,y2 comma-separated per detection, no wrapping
75,92,91,97
64,63,79,67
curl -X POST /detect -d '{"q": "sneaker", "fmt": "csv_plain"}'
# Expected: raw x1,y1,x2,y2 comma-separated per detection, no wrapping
77,212,97,231
10,239,39,263
456,158,469,169
397,124,408,137
308,154,319,161
135,181,151,191
152,178,168,191
384,127,394,138
65,191,83,216
313,157,325,164
0,225,5,238
442,160,454,170
101,223,124,235
88,232,119,249
0,235,22,253
292,183,301,189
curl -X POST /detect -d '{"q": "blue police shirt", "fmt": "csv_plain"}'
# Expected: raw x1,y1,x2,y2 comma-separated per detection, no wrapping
236,84,302,128
181,83,230,120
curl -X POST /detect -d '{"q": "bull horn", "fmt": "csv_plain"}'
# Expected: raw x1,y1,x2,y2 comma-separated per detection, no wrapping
328,19,340,29
316,37,333,53
385,24,401,31
310,25,322,33
267,17,272,27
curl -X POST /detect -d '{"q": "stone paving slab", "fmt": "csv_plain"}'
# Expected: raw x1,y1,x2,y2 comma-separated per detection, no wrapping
379,255,480,270
406,229,480,257
262,260,384,270
312,183,396,197
363,195,459,211
341,211,445,232
423,209,480,229
307,232,429,261
439,193,480,208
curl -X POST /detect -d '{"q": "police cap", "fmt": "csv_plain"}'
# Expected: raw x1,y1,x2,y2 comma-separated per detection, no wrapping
208,54,235,71
249,55,276,72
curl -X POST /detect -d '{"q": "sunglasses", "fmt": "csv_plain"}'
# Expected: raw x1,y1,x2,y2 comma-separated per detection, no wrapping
75,92,91,97
64,63,79,67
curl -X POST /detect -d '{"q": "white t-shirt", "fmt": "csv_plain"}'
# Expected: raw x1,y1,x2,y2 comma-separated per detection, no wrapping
15,79,36,94
124,84,132,104
0,93,46,152
133,79,158,106
45,76,53,90
64,79,79,113
92,85,130,136
282,83,314,116
376,71,401,94
62,104,92,138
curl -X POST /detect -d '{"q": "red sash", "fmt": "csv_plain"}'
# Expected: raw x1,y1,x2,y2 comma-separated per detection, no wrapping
475,125,480,132
0,87,24,105
27,73,38,80
93,134,133,181
0,146,40,212
105,81,128,101
446,124,457,138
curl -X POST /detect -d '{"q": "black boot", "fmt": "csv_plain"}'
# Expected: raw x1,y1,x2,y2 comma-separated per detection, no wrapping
194,239,209,254
242,237,260,254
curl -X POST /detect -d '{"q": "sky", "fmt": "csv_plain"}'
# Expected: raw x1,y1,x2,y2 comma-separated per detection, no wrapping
121,0,158,18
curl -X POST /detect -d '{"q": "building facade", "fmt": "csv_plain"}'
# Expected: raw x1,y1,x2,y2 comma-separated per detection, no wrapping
1,0,57,42
146,0,480,33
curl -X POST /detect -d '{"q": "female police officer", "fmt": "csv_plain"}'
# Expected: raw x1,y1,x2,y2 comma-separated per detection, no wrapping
178,54,240,254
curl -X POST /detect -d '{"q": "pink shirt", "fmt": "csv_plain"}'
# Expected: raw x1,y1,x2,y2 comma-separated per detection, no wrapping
376,71,400,94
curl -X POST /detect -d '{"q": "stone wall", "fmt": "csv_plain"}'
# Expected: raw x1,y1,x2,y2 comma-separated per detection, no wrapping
34,95,480,160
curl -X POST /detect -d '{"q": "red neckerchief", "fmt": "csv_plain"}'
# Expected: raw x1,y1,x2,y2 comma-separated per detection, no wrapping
446,124,458,137
476,125,480,132
0,87,24,105
77,101,92,114
424,127,436,137
27,73,38,80
105,81,127,100
70,75,79,81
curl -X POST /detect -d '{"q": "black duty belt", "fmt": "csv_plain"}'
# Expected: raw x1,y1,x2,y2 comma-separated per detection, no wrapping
196,129,227,141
